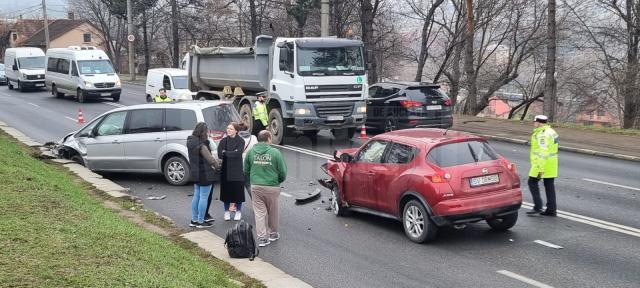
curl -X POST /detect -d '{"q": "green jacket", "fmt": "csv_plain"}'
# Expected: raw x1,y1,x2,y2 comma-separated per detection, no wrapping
244,143,287,186
253,101,268,126
529,124,559,178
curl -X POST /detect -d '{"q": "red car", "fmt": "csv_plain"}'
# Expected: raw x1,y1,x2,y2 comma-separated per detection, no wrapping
319,128,522,243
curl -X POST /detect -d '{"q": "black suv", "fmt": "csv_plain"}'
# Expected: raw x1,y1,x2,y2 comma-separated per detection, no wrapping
366,82,453,132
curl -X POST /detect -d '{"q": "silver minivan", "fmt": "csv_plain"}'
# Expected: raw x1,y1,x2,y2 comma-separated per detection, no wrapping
54,101,240,185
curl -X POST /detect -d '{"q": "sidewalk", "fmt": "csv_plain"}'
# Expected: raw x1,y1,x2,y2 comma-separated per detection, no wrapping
453,115,640,162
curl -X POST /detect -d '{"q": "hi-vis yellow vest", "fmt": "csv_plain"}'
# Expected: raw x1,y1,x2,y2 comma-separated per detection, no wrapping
253,101,268,126
529,125,559,178
154,96,173,102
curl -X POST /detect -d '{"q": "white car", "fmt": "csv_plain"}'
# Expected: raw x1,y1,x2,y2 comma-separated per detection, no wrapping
45,46,121,102
146,68,194,102
4,47,46,91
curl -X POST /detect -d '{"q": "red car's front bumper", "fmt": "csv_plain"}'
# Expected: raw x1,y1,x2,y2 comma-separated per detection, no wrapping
430,188,522,226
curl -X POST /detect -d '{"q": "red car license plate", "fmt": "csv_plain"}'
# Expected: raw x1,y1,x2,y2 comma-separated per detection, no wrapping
469,174,499,187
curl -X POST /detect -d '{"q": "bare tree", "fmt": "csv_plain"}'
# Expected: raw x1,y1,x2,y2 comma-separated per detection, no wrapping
403,0,446,82
544,0,557,121
360,0,382,84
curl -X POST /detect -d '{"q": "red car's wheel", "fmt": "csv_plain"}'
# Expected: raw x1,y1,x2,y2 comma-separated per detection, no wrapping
487,212,518,231
330,186,348,216
403,200,437,243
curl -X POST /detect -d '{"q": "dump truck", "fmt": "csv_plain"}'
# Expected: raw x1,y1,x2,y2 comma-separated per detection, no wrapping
187,35,368,145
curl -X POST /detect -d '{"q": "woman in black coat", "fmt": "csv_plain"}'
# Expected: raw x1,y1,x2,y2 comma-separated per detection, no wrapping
187,122,220,228
218,122,246,221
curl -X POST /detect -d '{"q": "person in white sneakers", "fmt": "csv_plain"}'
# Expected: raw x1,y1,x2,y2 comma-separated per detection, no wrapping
244,130,287,247
217,122,246,221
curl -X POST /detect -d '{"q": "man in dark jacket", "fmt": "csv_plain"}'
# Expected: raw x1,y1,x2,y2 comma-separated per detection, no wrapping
244,130,287,247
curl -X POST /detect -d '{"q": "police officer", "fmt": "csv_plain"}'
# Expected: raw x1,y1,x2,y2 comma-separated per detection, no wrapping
526,115,559,216
252,94,268,136
154,88,173,102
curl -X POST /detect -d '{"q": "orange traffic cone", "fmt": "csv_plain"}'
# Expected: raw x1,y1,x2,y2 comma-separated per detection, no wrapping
359,124,368,139
77,108,85,124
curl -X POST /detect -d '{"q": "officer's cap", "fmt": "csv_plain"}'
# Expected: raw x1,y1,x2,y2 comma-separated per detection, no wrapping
534,115,548,123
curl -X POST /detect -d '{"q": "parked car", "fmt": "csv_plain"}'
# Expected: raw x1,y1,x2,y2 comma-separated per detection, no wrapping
366,82,453,132
54,101,240,185
45,46,121,102
145,68,193,102
4,47,46,91
0,63,6,85
318,128,522,243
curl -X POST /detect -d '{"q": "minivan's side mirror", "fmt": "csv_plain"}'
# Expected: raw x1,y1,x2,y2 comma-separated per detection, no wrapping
12,64,18,71
339,153,354,163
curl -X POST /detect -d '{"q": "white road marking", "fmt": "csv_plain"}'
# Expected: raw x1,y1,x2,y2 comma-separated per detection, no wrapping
278,145,332,160
102,101,126,108
583,178,640,192
496,270,554,288
534,240,563,249
28,102,39,107
281,192,293,198
64,116,77,122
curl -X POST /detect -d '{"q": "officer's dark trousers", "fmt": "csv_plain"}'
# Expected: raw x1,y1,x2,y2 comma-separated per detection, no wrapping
253,120,265,136
528,177,556,212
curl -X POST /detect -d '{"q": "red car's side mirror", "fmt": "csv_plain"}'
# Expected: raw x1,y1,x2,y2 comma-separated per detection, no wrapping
339,153,354,163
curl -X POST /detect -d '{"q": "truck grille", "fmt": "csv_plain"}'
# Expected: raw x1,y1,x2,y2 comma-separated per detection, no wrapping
94,82,115,88
307,94,361,99
315,102,353,117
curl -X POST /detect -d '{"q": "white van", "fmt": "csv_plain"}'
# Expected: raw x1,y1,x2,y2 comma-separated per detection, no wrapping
45,46,121,102
4,47,46,92
145,68,194,102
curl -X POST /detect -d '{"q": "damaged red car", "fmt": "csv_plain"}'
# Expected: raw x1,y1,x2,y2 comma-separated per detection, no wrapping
319,129,522,243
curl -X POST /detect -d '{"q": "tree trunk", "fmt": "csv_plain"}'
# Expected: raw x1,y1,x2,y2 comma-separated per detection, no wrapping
361,0,378,84
543,0,557,122
249,0,258,41
413,0,445,82
142,10,150,75
463,0,477,115
171,0,179,68
297,24,305,37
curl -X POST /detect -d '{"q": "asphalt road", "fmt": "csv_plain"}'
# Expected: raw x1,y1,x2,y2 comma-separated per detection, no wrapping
1,83,639,288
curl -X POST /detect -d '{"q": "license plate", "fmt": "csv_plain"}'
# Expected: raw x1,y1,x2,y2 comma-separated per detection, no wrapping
426,105,442,111
327,116,344,121
469,174,499,187
101,92,111,96
35,83,45,87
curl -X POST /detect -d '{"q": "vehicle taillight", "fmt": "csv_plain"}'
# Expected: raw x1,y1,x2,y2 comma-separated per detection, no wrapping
400,100,422,108
429,172,451,183
444,99,453,106
500,159,517,173
209,130,225,141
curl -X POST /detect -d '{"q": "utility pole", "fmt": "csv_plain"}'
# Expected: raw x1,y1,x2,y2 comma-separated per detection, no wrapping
127,0,136,80
321,0,329,37
171,0,179,68
42,0,50,50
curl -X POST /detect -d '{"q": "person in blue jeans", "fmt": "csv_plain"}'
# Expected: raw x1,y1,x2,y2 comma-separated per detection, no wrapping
187,122,221,228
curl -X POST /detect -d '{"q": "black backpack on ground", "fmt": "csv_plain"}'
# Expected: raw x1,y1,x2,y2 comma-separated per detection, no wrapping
224,220,258,260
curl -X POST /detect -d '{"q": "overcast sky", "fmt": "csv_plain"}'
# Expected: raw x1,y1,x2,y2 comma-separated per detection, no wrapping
0,0,68,19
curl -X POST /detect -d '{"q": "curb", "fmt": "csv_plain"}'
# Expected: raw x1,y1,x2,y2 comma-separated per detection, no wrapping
476,134,640,163
0,121,312,288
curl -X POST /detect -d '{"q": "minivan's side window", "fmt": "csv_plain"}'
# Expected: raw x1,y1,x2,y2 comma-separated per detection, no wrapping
71,60,78,76
163,75,172,90
127,109,164,134
97,112,127,136
165,109,197,131
57,59,70,75
356,141,388,163
386,143,416,164
47,57,58,72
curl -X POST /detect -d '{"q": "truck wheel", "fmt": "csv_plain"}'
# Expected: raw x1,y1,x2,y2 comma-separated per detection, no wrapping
268,108,287,145
77,89,86,103
239,103,254,134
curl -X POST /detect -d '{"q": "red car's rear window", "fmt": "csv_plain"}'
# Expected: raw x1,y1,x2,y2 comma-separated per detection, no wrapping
426,140,499,168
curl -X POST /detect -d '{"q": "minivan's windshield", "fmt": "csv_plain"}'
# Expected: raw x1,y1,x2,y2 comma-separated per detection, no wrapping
78,60,115,74
18,57,46,69
172,76,188,89
297,46,365,76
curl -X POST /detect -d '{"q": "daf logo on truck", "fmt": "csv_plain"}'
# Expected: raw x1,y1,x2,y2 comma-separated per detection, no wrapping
187,35,368,145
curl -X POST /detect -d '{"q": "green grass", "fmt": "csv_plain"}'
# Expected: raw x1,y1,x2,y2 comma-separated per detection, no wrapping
0,133,241,288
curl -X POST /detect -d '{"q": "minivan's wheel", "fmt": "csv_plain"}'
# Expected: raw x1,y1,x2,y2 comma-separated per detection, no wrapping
53,85,64,98
164,156,190,186
403,200,437,243
486,212,518,231
112,93,120,102
146,94,153,103
17,81,25,92
384,117,399,132
77,89,86,103
70,154,85,166
268,108,287,145
330,185,348,216
8,82,13,90
239,103,254,133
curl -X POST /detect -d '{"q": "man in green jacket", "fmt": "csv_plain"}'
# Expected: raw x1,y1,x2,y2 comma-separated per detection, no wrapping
244,130,287,247
526,115,559,216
